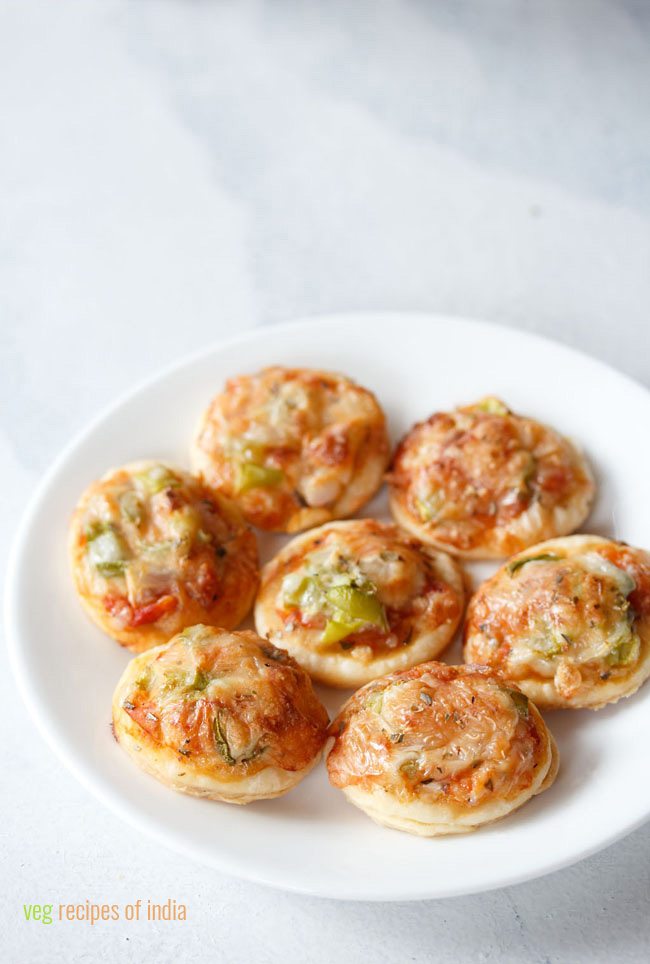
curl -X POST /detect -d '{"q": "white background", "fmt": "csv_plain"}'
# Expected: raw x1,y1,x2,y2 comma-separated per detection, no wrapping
1,1,650,962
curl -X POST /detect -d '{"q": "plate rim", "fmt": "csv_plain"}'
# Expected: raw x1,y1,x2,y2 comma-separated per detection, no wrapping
6,310,650,901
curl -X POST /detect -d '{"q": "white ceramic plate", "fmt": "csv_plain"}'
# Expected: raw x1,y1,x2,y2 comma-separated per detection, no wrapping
7,313,650,901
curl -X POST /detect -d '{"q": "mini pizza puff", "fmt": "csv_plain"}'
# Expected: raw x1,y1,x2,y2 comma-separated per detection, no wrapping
112,625,329,803
255,519,465,688
326,662,558,836
463,535,650,709
389,397,595,559
192,367,390,532
69,461,258,652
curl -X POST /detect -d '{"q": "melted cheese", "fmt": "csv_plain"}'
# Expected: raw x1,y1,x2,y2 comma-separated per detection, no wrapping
327,664,550,812
117,626,328,776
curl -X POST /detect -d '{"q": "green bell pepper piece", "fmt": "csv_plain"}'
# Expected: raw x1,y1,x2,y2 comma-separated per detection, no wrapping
87,525,128,577
119,490,145,525
471,397,510,415
325,585,387,628
321,618,362,645
135,464,181,495
234,462,284,493
283,576,313,608
607,634,640,666
504,687,529,718
508,553,560,576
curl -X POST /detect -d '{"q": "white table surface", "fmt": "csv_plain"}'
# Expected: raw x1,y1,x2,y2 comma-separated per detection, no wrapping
2,1,650,961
